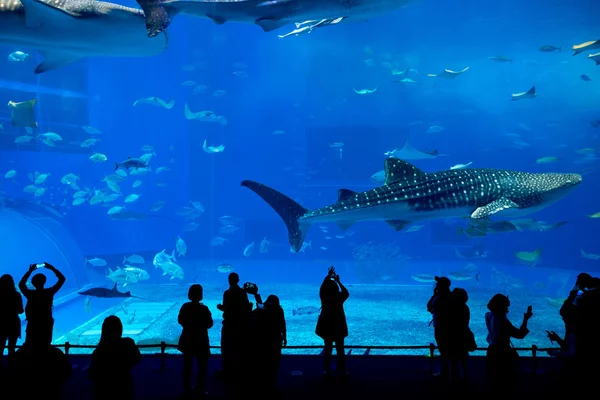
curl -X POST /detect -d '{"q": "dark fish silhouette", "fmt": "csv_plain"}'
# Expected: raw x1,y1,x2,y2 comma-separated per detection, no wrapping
79,283,148,300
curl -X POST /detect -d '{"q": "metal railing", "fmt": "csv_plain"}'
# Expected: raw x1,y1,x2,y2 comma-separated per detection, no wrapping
21,342,557,376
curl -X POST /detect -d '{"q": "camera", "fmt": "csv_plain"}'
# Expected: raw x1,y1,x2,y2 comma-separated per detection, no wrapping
243,282,258,293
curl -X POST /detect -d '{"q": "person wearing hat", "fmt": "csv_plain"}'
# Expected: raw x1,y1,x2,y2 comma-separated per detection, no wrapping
427,276,452,380
484,293,532,393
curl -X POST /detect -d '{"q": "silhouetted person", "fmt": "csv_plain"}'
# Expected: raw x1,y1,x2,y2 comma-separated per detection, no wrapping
178,284,213,399
89,315,142,400
485,294,532,394
251,292,287,396
11,341,72,400
549,273,588,386
316,266,349,377
427,276,452,380
573,274,600,384
19,262,65,346
0,274,23,372
216,273,251,386
447,287,474,386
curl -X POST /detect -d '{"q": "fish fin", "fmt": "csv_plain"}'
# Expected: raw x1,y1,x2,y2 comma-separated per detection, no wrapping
336,221,354,231
207,14,226,24
112,283,117,291
526,86,536,96
241,180,311,253
384,220,410,231
337,188,357,203
471,198,519,219
383,158,426,185
20,0,47,27
255,18,287,32
134,0,172,37
475,272,480,282
35,51,81,74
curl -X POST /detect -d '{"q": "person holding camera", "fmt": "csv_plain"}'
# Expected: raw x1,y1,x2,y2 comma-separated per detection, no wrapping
18,262,66,346
246,283,287,396
426,276,452,380
315,266,349,378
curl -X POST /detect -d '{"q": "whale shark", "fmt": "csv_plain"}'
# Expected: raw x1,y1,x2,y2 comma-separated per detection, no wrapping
136,0,412,38
0,0,168,73
241,158,582,252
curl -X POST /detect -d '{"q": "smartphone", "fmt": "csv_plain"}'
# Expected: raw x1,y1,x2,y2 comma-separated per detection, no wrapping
36,263,45,269
527,305,532,313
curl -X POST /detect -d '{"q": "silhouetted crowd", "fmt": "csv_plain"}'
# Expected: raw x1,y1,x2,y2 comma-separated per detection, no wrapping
0,263,598,399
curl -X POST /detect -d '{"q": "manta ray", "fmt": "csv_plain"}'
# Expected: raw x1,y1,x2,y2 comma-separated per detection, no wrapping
240,158,582,252
384,137,442,160
0,0,168,73
135,0,413,38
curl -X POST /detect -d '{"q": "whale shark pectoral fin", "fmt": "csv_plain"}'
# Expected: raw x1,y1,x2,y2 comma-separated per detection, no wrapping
35,51,82,74
255,18,287,32
20,0,50,27
337,189,357,202
336,221,354,231
385,220,410,231
135,0,171,37
471,198,519,219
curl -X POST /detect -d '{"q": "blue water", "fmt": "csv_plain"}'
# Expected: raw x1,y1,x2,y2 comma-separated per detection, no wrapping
0,0,599,353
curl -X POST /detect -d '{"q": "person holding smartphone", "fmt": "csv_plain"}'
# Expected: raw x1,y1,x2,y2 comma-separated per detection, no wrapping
484,294,532,394
18,262,66,346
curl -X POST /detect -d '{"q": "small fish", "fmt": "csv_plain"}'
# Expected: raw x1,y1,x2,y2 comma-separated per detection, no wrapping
260,237,270,253
124,254,145,264
292,306,319,316
176,236,187,257
353,87,378,95
488,55,512,63
587,212,600,218
515,248,542,264
581,249,600,260
536,156,560,164
450,162,473,170
8,51,29,62
217,263,235,273
511,86,537,100
411,274,436,283
203,140,225,153
85,257,107,267
243,242,255,257
115,157,148,170
133,97,174,109
539,45,561,53
427,67,469,79
581,74,592,82
89,153,107,163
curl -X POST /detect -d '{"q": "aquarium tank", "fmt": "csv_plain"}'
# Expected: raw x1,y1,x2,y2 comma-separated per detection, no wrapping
0,0,598,357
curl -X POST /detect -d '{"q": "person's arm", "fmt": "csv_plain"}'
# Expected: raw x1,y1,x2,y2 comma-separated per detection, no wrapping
18,265,36,296
127,338,142,366
337,278,349,302
45,263,66,295
559,290,577,318
506,310,532,339
253,293,263,305
216,291,227,312
204,306,214,329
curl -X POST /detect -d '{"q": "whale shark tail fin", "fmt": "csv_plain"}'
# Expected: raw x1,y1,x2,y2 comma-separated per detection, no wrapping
241,180,312,253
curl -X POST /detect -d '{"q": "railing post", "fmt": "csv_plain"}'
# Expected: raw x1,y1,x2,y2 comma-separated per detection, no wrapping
65,341,70,356
429,343,435,376
160,342,166,372
531,345,537,375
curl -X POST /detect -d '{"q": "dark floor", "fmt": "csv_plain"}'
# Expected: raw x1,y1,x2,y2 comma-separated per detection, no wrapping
30,353,563,400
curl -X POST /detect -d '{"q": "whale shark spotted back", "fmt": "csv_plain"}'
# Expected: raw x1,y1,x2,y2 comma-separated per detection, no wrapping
241,159,582,252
